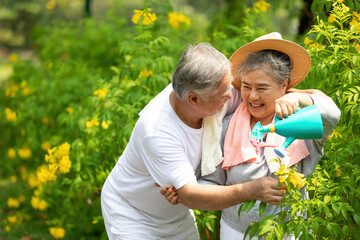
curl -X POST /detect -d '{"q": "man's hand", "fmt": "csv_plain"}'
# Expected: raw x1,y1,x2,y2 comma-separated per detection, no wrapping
248,177,287,205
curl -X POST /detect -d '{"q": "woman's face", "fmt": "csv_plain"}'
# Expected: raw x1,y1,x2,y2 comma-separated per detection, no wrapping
241,69,288,124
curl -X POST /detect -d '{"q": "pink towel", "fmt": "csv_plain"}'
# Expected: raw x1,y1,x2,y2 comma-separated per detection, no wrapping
223,102,310,173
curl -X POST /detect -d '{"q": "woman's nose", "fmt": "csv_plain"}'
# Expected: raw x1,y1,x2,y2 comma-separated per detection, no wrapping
249,89,258,100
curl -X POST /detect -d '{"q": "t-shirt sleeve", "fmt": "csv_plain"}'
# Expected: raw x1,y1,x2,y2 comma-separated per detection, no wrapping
139,135,197,189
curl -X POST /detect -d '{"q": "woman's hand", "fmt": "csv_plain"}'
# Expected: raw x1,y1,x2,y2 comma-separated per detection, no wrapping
275,90,315,119
275,93,300,119
155,183,179,205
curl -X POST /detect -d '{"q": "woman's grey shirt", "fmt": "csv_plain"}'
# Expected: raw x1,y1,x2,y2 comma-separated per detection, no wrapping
199,94,341,233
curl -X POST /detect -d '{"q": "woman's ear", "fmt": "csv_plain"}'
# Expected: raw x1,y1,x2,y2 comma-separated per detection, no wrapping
282,79,289,94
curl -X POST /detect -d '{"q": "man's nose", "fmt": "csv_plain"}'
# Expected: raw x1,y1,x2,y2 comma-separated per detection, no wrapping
226,91,232,100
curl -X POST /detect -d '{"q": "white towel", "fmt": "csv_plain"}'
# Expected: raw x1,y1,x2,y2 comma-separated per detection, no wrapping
201,103,227,176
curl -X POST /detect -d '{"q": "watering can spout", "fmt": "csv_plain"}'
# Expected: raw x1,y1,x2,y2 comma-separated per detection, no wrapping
250,105,323,158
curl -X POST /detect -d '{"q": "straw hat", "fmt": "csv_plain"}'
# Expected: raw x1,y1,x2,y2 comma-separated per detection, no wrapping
230,32,311,90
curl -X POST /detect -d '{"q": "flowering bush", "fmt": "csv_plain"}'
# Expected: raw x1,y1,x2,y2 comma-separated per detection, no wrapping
1,0,359,239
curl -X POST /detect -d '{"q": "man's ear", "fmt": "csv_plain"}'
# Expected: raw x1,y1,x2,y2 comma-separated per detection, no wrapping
188,92,199,106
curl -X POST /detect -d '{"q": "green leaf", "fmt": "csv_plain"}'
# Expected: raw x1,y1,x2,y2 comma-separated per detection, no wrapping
238,202,248,216
318,187,329,192
324,206,330,217
313,220,319,233
259,202,267,217
249,222,260,240
340,203,349,221
324,195,331,204
295,223,301,238
332,202,340,216
258,225,274,236
246,200,257,213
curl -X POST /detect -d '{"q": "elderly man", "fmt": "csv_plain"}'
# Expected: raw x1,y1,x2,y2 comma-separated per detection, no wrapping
101,43,286,240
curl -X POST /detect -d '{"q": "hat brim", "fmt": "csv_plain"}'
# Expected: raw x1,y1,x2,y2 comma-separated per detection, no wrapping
229,39,311,90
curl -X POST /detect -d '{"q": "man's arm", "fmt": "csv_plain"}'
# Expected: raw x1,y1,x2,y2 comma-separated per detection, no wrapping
163,177,286,211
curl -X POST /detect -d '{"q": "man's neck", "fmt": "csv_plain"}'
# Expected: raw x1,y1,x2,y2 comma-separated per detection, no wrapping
169,91,203,129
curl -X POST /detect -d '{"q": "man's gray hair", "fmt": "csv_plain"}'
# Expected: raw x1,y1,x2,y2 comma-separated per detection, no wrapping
237,50,292,86
172,43,231,101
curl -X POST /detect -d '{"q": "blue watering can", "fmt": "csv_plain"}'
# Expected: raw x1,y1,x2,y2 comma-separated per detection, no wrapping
251,105,324,158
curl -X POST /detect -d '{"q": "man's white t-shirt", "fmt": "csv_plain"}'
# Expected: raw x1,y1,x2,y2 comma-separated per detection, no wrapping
102,83,240,238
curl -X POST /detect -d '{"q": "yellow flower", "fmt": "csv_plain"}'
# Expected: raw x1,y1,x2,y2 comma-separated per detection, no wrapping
37,165,57,183
41,141,52,151
168,12,191,29
65,107,73,114
254,0,270,12
132,8,157,25
37,199,48,211
59,156,71,174
328,129,343,141
42,117,50,125
350,19,358,26
93,88,108,98
10,175,17,182
336,168,342,177
277,164,290,182
289,172,306,188
8,53,19,63
337,0,344,3
101,121,109,129
45,153,56,163
342,3,350,12
8,148,16,158
59,142,71,153
22,87,32,95
304,37,313,46
355,43,360,52
5,108,17,121
328,14,336,23
309,42,320,48
279,175,288,183
132,9,142,24
19,165,27,180
49,227,66,239
86,120,93,128
7,198,20,208
5,82,19,97
28,173,40,188
46,0,56,10
31,196,39,209
143,12,157,25
31,196,48,211
7,216,17,224
18,147,32,159
139,69,153,78
353,11,360,21
277,164,290,175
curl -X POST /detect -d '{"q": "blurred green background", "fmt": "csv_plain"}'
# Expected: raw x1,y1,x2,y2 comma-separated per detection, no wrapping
1,0,360,239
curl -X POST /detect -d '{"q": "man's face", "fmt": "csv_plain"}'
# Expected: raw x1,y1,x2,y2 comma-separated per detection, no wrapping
198,70,233,117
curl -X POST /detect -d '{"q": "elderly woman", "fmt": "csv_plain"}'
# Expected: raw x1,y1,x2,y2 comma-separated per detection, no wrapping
162,33,341,240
